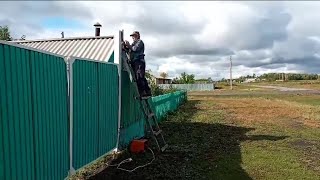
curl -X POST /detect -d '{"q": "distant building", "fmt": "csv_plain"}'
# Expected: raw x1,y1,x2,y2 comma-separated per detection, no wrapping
243,78,257,83
155,77,172,85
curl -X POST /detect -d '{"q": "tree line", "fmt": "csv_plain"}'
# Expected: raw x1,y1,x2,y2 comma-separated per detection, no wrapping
259,73,319,81
230,73,319,82
148,70,213,84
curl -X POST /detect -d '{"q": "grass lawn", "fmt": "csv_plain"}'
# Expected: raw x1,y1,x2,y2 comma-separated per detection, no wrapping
88,87,320,180
250,80,320,90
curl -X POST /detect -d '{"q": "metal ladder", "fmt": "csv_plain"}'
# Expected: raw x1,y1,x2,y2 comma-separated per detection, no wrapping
121,49,168,152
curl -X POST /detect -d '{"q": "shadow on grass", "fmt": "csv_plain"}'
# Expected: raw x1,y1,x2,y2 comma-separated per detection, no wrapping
91,100,288,180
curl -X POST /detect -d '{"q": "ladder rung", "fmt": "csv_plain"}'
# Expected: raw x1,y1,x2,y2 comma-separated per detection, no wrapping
153,129,162,136
141,96,151,100
148,113,155,119
161,144,168,152
135,96,151,100
136,96,151,100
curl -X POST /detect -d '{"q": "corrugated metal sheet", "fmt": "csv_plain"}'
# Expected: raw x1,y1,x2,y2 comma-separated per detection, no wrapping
13,36,114,62
0,43,35,180
71,59,118,170
0,42,69,180
151,91,187,122
159,84,215,91
120,90,187,146
119,69,145,146
30,51,69,180
97,62,119,156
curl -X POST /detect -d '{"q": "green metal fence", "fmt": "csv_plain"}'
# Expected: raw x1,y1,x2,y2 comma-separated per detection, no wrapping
0,41,187,180
150,90,187,121
0,42,69,180
70,58,119,170
159,84,215,91
119,69,145,147
119,90,187,146
119,64,187,146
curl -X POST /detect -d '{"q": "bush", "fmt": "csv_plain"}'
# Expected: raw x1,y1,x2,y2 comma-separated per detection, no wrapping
150,84,178,96
151,83,164,96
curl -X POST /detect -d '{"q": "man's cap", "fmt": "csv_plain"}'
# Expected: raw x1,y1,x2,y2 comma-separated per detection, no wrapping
130,31,140,36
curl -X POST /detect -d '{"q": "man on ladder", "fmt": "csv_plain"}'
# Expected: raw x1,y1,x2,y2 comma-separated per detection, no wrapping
124,31,152,97
123,31,168,152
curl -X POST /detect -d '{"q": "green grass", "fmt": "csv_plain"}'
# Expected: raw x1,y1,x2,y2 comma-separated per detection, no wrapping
251,80,320,90
89,88,320,180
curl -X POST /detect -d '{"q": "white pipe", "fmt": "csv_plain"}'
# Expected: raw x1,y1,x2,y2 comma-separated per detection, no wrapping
115,30,123,151
68,57,76,175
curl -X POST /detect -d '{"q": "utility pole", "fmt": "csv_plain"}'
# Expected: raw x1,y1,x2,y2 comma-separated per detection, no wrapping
230,56,233,90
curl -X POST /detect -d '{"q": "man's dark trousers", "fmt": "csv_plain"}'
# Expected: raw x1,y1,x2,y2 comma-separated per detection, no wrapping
131,59,152,96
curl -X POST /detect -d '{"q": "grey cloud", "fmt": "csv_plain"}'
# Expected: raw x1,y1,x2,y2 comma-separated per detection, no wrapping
278,56,320,74
0,2,91,20
260,63,287,69
251,56,320,72
273,36,320,59
152,46,234,58
0,2,92,39
148,34,234,58
1,1,320,80
130,2,206,36
221,7,291,51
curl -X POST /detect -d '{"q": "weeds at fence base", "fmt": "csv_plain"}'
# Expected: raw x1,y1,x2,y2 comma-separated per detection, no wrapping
67,151,122,180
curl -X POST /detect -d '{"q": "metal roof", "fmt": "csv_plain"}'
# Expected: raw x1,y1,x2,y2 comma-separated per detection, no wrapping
12,36,114,61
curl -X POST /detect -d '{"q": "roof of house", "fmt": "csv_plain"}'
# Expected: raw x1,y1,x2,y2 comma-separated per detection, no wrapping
11,36,114,61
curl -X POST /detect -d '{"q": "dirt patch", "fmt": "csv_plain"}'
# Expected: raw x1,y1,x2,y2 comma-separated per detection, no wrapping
288,119,305,129
291,140,320,172
291,140,317,148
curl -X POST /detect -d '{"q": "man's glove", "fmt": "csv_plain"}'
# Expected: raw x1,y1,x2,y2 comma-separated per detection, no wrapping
122,41,128,50
124,40,132,49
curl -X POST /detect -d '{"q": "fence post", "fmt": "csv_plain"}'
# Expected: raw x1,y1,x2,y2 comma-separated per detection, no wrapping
66,56,76,175
115,30,123,151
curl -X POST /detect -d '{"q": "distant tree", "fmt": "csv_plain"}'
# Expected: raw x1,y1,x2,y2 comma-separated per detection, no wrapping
145,69,155,83
194,77,214,84
257,72,318,81
172,77,179,84
159,72,168,79
172,72,196,84
0,25,12,41
179,72,195,84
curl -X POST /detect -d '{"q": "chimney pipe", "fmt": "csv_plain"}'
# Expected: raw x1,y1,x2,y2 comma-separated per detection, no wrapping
94,22,102,37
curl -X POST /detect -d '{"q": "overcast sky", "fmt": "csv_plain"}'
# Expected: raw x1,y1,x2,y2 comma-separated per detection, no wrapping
1,1,320,80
